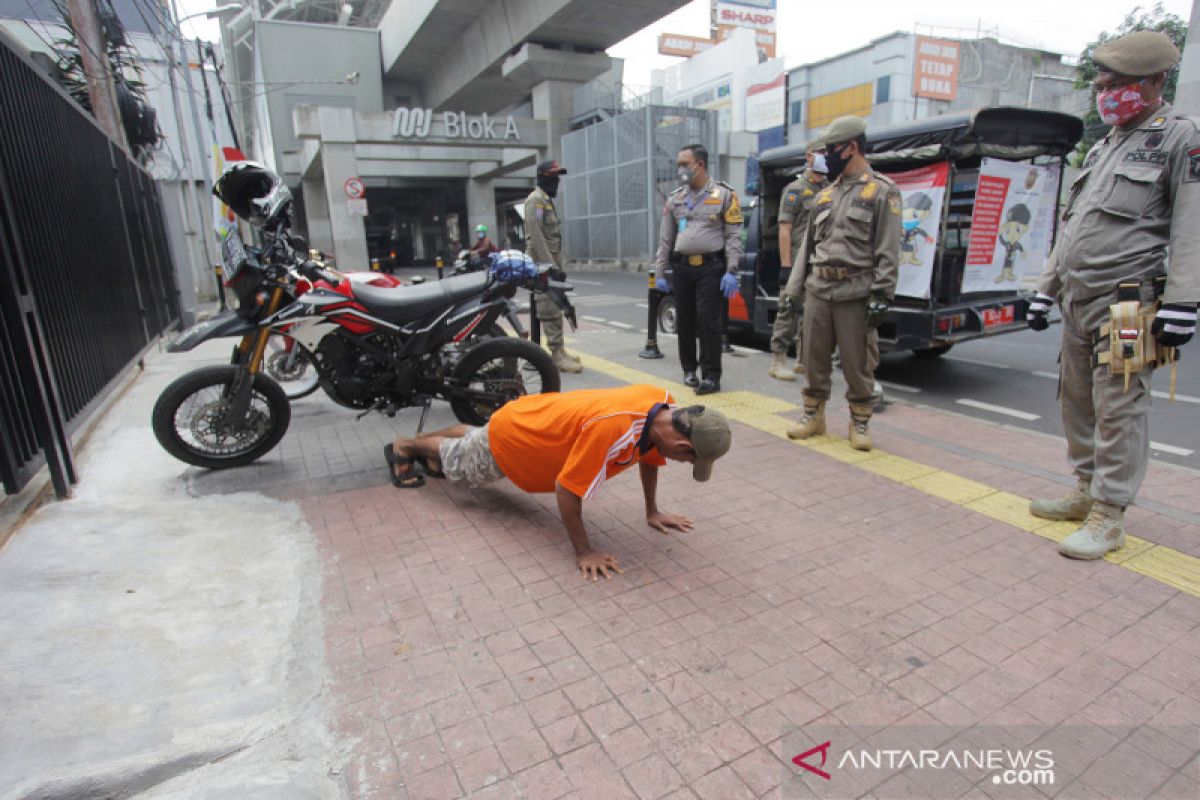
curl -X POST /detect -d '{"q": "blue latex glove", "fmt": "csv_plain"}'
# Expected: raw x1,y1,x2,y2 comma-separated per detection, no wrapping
720,272,739,299
655,275,669,293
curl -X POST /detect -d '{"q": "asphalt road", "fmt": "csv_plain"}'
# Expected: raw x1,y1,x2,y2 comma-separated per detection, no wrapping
557,269,1200,470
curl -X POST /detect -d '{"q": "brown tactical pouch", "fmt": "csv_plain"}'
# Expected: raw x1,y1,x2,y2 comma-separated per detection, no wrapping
1094,281,1181,397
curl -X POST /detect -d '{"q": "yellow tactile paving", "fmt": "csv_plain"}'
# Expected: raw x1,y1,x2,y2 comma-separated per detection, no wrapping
579,349,1200,599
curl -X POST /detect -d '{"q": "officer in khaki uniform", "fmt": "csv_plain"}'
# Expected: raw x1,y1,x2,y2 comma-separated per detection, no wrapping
1026,31,1199,560
525,159,582,373
653,144,744,395
769,145,829,381
785,116,900,450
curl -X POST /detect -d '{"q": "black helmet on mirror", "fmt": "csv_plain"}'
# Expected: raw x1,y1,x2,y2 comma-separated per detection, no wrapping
213,161,292,227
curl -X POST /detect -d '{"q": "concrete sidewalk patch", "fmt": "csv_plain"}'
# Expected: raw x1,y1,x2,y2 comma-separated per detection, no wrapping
0,354,344,799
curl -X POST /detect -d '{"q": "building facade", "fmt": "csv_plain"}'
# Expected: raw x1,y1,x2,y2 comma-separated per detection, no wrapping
786,31,1086,145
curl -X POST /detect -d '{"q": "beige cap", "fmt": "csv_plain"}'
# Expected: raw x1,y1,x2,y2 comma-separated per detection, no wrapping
821,115,867,146
1094,30,1180,77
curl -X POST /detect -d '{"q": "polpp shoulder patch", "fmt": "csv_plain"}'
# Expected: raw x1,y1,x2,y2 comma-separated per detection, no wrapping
535,205,545,221
1186,146,1200,183
860,181,879,201
723,193,743,224
888,194,902,215
784,190,799,205
1144,132,1165,149
1148,116,1167,130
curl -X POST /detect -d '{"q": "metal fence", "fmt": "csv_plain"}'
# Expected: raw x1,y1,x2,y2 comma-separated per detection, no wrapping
0,36,180,498
562,105,719,264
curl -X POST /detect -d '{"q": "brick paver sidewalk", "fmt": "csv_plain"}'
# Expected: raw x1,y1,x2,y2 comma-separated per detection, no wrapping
306,377,1200,798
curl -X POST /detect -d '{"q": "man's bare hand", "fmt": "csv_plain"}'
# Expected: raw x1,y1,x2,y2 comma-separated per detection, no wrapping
647,511,694,534
577,550,622,582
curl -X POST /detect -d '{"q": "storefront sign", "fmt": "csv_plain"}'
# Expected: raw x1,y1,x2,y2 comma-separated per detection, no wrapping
392,108,520,141
713,0,776,57
912,36,960,101
658,33,716,58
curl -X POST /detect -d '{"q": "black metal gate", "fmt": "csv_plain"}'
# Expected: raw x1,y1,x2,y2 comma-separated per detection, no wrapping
0,36,181,498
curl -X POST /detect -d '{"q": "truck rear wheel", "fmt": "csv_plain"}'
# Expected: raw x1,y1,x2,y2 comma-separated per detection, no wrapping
913,344,953,359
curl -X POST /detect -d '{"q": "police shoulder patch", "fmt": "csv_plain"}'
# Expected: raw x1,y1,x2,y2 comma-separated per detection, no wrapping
723,193,743,224
1186,146,1200,184
888,194,901,215
784,190,799,205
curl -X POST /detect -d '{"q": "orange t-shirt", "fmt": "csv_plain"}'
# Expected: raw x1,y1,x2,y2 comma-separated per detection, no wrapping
487,385,672,497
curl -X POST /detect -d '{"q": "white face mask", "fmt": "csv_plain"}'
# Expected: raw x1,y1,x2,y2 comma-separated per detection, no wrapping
811,153,828,174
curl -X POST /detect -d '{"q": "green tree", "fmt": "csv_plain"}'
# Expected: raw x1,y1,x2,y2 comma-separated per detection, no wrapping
1071,3,1188,164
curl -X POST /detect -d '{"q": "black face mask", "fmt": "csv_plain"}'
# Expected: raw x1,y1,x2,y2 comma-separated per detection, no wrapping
824,144,851,182
537,175,560,197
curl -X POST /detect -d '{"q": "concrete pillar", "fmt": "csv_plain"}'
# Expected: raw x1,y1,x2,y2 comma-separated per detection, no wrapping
317,107,369,269
466,169,497,244
1176,0,1200,114
302,176,334,255
531,79,577,164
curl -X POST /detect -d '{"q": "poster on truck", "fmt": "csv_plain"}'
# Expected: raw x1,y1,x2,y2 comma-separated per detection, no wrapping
889,162,949,299
963,158,1059,293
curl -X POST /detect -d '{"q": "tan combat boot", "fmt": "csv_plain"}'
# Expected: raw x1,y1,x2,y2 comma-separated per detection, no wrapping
1058,502,1126,560
1029,478,1093,521
848,402,873,451
786,399,825,440
552,349,583,374
769,352,796,381
793,354,805,375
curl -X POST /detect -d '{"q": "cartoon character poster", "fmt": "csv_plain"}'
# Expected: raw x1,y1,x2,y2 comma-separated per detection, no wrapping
962,158,1059,293
888,162,949,299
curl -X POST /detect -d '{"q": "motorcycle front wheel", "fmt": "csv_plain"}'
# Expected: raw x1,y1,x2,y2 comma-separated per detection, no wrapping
152,365,291,469
265,334,320,399
449,338,560,426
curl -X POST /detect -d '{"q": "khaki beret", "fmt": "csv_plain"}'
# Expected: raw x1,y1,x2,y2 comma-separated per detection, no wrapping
821,115,867,146
1094,30,1180,77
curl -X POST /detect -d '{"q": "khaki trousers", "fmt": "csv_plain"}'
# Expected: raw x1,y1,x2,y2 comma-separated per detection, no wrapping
770,294,802,356
1059,294,1152,507
802,293,875,405
535,293,565,351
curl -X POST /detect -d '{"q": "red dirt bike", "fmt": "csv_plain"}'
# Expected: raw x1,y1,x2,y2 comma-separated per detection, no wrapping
152,223,572,469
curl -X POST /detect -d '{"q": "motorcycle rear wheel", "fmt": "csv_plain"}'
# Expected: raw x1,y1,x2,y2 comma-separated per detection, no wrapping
152,365,291,469
449,338,559,426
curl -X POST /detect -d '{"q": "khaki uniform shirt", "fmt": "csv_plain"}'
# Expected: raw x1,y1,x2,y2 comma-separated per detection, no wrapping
524,186,562,269
1037,103,1200,305
778,172,829,273
653,178,745,273
786,169,902,302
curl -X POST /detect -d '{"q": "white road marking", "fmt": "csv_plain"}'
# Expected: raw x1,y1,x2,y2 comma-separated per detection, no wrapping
1151,442,1194,457
581,315,608,324
1032,370,1059,380
955,398,1040,420
607,321,635,330
635,303,648,309
880,381,921,394
1152,390,1200,405
568,278,605,285
946,356,1010,369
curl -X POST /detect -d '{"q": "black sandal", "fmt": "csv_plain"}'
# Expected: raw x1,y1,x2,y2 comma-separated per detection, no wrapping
384,443,425,488
414,455,446,479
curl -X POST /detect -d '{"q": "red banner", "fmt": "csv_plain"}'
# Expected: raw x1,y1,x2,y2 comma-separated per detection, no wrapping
965,175,1011,265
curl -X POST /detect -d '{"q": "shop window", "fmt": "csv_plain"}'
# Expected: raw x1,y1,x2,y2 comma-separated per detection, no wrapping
790,100,803,125
876,76,890,104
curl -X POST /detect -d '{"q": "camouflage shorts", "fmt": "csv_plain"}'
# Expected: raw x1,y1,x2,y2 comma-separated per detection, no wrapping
438,424,505,486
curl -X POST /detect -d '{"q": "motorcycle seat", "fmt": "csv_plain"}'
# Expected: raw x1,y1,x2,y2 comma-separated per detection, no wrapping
352,272,491,323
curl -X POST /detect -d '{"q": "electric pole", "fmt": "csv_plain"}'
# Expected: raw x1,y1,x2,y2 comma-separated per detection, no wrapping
1175,0,1199,114
65,0,128,149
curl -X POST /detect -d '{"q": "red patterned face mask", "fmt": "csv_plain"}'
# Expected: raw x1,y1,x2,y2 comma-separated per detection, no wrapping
1096,84,1148,127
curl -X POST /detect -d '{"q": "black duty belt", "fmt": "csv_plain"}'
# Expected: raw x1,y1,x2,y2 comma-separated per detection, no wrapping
672,252,722,267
